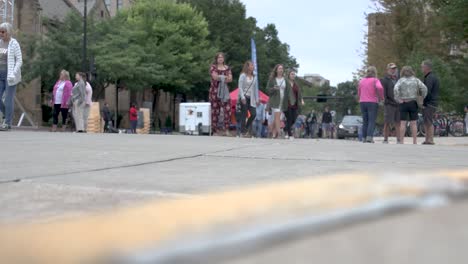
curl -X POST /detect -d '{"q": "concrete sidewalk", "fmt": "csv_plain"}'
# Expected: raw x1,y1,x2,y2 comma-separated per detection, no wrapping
0,131,467,263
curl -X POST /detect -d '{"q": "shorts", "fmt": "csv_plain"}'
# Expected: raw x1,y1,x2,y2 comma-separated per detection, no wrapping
384,104,400,124
399,101,418,121
271,108,281,113
423,105,436,125
322,123,331,131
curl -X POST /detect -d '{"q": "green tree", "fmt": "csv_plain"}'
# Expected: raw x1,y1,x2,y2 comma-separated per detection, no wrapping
94,0,213,94
179,0,256,87
22,12,87,93
255,24,299,90
179,0,298,94
335,81,359,117
364,0,467,112
93,0,214,126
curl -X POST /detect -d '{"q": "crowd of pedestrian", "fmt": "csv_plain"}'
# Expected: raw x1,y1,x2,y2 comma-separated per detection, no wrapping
210,52,445,144
357,60,439,145
211,54,340,140
0,24,457,143
49,70,94,133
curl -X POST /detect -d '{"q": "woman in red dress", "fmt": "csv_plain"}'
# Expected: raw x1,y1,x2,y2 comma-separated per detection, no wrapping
209,52,233,136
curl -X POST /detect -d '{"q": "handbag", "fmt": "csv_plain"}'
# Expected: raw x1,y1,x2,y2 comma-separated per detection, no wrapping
237,76,255,112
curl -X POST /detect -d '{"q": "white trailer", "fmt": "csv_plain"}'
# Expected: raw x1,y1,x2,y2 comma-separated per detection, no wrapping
179,103,211,135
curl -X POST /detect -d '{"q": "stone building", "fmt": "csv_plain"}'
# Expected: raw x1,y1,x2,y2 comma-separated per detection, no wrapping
366,12,395,76
303,74,330,87
68,0,111,20
104,0,135,17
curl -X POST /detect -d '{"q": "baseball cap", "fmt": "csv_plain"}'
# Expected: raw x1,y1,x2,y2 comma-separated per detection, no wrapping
387,63,397,69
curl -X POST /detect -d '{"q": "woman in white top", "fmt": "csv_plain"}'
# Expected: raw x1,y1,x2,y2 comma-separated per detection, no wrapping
51,70,73,132
267,64,292,138
0,22,22,131
238,60,259,137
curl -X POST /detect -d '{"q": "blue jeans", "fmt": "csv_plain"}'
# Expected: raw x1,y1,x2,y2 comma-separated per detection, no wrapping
0,71,16,126
360,102,378,139
253,119,263,138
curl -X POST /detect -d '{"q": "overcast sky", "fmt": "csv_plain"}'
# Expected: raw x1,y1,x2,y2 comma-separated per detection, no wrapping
242,0,373,86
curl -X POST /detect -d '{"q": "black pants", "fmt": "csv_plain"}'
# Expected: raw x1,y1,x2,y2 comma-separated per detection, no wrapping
284,107,298,137
53,104,69,125
240,97,256,134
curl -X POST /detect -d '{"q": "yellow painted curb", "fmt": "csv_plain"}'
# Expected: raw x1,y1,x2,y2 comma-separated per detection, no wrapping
0,170,466,264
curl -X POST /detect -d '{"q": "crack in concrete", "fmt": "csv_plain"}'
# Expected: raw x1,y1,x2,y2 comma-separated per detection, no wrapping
0,143,274,185
203,154,468,167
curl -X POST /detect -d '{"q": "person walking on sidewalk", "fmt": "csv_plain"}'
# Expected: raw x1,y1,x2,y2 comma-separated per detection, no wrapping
284,69,304,139
209,52,232,136
394,66,427,145
71,72,87,133
381,63,400,144
321,107,333,139
306,110,317,138
421,60,440,145
358,66,384,143
51,70,73,132
129,103,138,134
238,60,259,137
267,64,291,139
0,23,22,131
83,80,93,132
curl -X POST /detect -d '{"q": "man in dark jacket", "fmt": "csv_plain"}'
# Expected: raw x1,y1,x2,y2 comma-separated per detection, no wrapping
421,60,440,145
381,63,400,144
321,106,332,139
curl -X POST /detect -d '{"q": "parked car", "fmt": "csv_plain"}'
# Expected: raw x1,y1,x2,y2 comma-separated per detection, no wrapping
337,115,362,139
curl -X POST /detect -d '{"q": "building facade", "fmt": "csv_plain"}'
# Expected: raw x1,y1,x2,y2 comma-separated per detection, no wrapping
303,74,330,87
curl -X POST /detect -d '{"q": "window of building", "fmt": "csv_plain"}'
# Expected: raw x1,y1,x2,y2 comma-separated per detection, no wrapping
101,10,104,17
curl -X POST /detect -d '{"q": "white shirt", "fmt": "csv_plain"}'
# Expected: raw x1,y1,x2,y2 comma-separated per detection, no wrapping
55,81,66,104
276,77,285,108
85,82,93,105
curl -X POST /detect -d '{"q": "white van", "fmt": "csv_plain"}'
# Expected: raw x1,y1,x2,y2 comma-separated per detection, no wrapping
179,103,211,135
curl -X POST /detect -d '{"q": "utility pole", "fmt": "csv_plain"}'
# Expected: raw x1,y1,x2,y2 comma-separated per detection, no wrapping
82,0,87,73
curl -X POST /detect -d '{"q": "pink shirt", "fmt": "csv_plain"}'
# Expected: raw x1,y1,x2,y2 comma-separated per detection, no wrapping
358,77,384,103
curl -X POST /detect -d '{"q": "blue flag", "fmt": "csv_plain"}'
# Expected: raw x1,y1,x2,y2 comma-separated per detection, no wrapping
251,38,260,99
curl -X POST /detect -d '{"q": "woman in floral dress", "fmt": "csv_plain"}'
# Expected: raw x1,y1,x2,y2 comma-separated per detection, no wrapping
209,52,233,136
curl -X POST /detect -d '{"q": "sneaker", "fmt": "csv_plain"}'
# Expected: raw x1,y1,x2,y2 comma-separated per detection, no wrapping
382,140,389,144
285,135,289,139
0,124,10,131
289,136,295,140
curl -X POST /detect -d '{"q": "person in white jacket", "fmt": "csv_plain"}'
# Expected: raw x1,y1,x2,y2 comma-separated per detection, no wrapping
0,22,22,131
237,60,259,137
